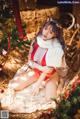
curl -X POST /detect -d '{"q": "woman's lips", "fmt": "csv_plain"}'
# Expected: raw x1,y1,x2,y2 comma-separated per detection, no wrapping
43,35,47,39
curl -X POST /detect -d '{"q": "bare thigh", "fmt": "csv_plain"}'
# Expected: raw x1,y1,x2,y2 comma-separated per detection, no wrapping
9,69,39,91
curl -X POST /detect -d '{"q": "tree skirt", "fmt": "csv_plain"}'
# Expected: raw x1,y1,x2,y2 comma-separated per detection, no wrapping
1,82,56,113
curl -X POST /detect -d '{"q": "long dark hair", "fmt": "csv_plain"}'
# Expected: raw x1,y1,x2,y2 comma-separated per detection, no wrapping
37,20,65,50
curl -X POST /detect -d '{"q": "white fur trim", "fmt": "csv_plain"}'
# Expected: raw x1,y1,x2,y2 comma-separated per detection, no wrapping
37,36,53,48
37,35,64,68
46,46,64,67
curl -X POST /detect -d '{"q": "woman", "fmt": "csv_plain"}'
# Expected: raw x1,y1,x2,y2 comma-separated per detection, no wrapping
0,20,65,113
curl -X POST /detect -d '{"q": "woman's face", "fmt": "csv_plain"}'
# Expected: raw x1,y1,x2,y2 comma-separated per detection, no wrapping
42,25,55,41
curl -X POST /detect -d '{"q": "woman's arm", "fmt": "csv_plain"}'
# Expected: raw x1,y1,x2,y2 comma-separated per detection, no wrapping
28,60,54,72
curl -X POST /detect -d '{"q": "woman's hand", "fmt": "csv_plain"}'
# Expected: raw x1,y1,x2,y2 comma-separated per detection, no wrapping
32,80,47,96
32,71,48,96
32,81,42,95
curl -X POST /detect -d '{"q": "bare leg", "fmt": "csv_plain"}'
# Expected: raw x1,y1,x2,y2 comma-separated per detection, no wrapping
9,69,39,91
45,73,58,101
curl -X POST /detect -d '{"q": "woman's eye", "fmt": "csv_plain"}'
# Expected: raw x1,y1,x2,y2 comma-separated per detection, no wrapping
44,27,47,30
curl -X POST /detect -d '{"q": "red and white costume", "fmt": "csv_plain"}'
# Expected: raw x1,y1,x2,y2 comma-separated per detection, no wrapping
1,36,64,113
27,36,64,81
31,36,64,68
7,36,64,87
